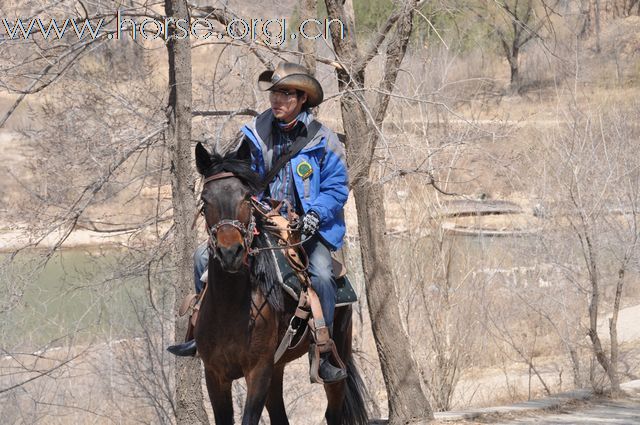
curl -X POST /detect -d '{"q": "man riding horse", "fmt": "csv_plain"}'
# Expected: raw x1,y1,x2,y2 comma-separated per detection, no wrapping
168,61,349,383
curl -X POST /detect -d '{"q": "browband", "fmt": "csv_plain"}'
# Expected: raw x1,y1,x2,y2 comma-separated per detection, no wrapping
203,172,237,184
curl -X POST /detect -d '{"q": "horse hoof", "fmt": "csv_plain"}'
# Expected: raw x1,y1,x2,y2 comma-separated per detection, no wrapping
167,340,197,357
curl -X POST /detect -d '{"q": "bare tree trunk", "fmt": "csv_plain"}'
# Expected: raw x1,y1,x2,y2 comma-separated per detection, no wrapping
298,0,318,73
595,0,602,53
509,46,520,93
583,232,616,394
608,267,625,395
165,0,210,423
353,178,433,423
324,0,433,422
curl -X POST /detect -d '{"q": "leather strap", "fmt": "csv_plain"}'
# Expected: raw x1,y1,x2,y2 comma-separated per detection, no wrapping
188,277,209,330
258,120,321,194
274,291,311,363
203,171,236,184
178,293,198,316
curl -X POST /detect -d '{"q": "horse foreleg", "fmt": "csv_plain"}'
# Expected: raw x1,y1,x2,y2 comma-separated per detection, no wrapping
204,368,234,425
241,363,273,425
265,365,289,425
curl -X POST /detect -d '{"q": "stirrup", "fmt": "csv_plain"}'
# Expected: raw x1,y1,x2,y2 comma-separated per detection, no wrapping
309,326,347,384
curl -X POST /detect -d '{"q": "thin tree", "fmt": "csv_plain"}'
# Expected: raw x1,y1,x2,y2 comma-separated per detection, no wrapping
541,104,640,395
468,0,560,94
164,0,210,423
324,0,434,422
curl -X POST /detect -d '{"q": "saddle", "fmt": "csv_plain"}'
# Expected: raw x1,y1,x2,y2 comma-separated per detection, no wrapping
250,198,357,305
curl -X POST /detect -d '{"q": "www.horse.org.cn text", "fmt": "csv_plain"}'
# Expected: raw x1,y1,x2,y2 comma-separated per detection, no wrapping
1,11,346,45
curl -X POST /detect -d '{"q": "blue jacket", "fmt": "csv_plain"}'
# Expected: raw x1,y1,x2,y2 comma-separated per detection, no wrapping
240,109,349,250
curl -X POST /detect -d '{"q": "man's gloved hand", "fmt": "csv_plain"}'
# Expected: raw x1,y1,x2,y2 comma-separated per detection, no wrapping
300,211,320,238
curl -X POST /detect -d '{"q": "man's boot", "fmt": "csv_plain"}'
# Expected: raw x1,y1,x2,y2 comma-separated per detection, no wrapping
310,326,347,384
167,339,197,357
167,293,199,357
318,351,347,383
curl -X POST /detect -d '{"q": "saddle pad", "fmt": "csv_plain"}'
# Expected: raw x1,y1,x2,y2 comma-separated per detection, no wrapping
262,233,358,307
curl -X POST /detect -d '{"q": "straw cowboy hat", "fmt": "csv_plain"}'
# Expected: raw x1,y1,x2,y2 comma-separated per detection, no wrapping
258,62,324,107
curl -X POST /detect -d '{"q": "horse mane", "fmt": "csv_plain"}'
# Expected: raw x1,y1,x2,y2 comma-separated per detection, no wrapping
202,150,262,195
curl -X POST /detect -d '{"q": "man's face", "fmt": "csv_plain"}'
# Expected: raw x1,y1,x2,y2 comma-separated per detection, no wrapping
269,86,308,122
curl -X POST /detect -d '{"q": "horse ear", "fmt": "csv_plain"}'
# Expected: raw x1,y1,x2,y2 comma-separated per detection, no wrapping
195,142,212,175
235,137,252,162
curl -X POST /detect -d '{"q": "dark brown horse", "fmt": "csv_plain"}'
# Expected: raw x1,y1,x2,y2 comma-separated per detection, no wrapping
193,141,368,425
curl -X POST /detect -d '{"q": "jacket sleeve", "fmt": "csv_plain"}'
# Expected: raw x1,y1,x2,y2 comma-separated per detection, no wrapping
308,132,349,223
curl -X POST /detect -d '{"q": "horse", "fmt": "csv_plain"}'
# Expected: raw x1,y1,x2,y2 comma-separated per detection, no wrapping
193,140,369,425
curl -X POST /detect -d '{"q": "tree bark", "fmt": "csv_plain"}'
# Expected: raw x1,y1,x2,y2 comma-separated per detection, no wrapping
582,229,615,394
325,0,434,422
608,267,624,395
298,0,318,74
165,0,210,423
595,0,602,53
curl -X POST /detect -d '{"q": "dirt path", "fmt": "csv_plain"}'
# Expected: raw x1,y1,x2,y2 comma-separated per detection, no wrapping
433,381,640,424
498,395,640,424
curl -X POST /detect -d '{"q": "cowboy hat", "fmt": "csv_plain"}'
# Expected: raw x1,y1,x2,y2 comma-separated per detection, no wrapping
258,62,324,107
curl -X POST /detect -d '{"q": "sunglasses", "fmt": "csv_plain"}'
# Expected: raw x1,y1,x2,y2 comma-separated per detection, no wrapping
269,89,302,98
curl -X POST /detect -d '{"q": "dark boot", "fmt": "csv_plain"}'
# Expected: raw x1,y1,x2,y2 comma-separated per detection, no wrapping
167,339,197,357
167,309,198,357
318,352,347,383
309,326,347,384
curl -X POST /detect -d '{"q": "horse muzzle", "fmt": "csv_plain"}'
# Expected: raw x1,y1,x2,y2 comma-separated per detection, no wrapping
215,242,245,273
206,217,255,273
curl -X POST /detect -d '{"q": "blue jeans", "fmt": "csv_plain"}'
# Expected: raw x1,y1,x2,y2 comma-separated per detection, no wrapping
193,241,208,294
193,237,338,329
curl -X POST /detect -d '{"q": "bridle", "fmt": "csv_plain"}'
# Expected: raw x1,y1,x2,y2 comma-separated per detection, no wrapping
200,172,256,262
197,171,309,265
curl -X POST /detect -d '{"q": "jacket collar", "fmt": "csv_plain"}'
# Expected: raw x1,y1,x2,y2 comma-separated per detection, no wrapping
254,108,323,150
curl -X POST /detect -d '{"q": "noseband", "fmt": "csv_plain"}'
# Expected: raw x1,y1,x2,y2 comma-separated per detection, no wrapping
201,172,256,260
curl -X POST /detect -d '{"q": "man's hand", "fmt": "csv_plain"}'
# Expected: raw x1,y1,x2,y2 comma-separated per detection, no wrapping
301,211,320,238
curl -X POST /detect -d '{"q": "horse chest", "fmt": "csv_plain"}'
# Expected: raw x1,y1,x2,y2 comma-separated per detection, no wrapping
197,303,278,369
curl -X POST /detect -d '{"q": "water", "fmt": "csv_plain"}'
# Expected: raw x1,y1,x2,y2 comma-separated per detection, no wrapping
0,248,157,351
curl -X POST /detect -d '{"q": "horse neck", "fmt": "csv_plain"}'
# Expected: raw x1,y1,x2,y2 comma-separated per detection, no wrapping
203,258,252,311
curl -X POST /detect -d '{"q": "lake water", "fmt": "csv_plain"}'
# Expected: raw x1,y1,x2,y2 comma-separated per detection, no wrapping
0,228,603,353
0,248,162,351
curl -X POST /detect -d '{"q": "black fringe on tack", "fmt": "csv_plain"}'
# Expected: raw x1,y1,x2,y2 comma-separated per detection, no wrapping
249,232,284,312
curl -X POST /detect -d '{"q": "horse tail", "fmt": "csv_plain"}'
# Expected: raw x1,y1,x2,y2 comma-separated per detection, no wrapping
341,358,369,425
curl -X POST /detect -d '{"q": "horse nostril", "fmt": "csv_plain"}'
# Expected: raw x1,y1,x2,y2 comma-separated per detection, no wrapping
219,243,244,265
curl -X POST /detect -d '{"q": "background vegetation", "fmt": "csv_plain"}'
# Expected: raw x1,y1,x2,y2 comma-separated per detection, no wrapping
1,0,639,423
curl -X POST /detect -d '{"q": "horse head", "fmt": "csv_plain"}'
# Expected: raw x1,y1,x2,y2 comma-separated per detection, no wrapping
195,139,259,273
